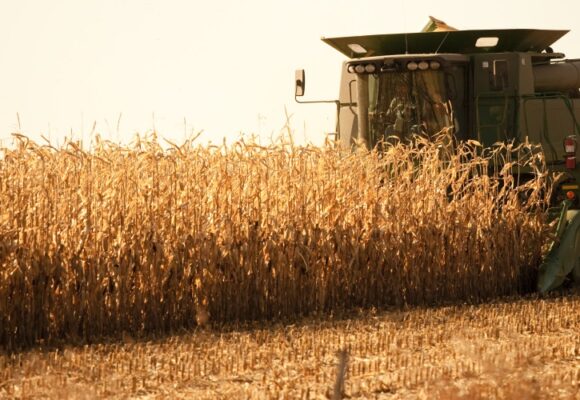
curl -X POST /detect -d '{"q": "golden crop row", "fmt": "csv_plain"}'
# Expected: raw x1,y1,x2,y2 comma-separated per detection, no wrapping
0,134,550,348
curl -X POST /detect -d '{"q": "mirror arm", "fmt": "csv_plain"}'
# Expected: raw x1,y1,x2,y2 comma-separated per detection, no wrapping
294,97,342,137
294,97,339,105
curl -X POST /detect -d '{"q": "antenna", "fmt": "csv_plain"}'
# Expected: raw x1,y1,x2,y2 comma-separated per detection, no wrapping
435,31,450,54
402,0,408,54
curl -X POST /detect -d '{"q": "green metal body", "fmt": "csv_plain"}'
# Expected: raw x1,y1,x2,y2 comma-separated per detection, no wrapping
538,201,580,292
321,28,580,292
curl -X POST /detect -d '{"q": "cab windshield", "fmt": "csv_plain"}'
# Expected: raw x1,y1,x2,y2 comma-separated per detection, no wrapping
367,70,453,144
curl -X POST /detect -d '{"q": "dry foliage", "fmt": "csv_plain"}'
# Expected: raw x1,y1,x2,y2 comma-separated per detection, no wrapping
1,294,579,399
0,133,550,348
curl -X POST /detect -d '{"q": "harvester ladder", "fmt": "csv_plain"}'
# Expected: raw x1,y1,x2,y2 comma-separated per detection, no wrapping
475,92,511,143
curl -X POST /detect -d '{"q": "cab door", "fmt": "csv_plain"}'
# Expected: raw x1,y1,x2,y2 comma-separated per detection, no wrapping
472,54,518,146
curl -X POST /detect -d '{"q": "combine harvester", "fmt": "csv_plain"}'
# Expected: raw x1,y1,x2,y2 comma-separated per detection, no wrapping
295,17,580,293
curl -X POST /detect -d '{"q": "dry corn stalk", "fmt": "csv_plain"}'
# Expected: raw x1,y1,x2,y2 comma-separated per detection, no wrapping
0,134,551,348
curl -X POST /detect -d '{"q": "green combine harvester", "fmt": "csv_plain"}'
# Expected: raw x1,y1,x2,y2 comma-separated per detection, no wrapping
295,17,580,293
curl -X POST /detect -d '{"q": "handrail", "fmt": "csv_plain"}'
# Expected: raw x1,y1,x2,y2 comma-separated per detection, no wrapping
521,93,580,162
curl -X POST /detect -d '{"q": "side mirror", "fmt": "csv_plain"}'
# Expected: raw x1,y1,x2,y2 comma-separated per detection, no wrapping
295,69,305,97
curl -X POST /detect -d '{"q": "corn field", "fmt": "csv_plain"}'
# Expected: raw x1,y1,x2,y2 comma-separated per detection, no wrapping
0,133,551,348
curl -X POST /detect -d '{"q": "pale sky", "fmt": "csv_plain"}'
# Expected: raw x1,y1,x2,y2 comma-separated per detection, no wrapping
1,0,579,147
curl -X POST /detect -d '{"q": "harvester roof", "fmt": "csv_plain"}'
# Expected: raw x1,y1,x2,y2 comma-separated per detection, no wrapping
322,29,568,58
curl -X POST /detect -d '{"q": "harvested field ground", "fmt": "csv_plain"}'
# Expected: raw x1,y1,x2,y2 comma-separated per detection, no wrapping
1,293,580,399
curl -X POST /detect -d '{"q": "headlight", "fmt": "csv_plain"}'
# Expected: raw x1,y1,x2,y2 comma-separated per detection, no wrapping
364,64,376,73
354,64,366,74
430,61,441,70
418,61,429,70
407,61,418,71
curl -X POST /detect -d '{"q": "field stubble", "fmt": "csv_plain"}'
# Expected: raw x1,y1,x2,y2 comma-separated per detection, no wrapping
1,294,580,399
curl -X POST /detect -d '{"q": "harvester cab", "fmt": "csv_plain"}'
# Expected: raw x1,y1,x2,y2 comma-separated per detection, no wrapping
295,19,580,293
